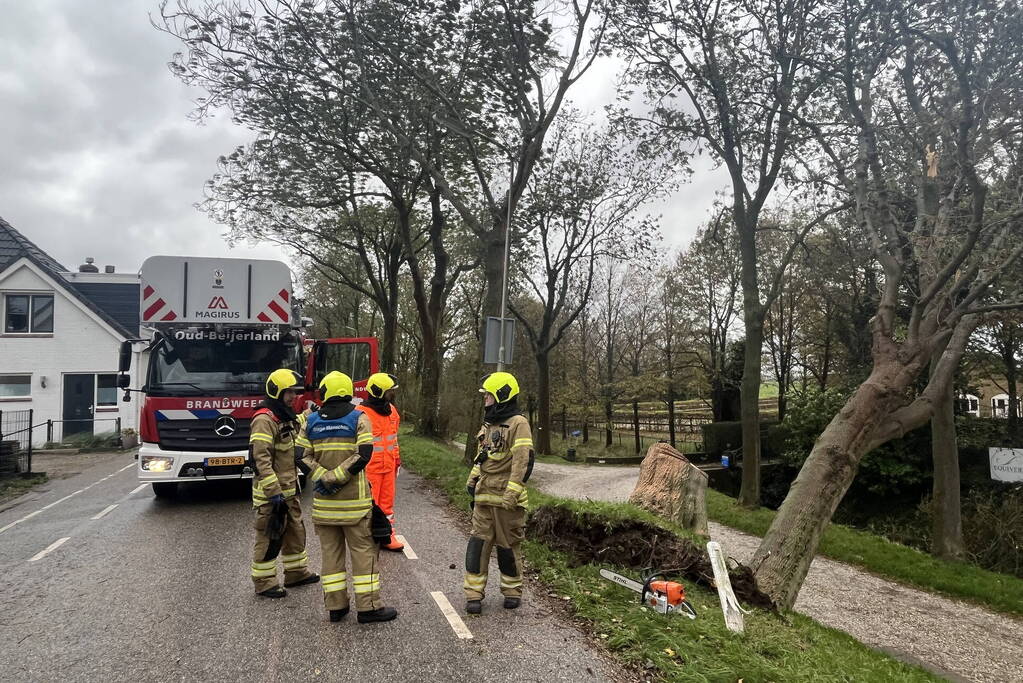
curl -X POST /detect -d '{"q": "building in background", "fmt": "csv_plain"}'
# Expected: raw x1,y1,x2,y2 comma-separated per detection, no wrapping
0,215,141,446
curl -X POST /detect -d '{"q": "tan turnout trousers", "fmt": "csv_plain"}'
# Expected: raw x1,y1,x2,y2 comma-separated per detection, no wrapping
463,504,526,600
316,516,383,612
251,497,312,592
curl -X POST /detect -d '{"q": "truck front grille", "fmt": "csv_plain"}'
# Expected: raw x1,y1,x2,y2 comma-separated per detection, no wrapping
156,418,251,452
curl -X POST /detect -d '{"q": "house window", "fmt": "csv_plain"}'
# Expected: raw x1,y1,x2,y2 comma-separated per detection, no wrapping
0,374,31,398
96,374,119,407
4,294,54,333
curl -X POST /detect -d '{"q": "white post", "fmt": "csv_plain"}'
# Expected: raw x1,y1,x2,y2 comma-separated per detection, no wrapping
707,541,745,633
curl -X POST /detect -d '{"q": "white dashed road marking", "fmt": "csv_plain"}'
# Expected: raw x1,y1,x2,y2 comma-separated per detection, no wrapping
92,504,118,520
0,461,137,535
430,591,473,640
29,537,70,562
128,484,148,496
396,535,418,560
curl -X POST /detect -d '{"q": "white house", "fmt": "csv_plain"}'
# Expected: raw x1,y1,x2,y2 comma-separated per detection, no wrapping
0,216,142,446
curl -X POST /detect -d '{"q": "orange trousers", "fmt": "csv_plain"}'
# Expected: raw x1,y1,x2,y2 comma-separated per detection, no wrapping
366,455,399,546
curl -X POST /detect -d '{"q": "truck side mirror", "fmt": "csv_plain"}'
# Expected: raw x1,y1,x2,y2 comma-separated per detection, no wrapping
118,340,133,373
118,374,132,389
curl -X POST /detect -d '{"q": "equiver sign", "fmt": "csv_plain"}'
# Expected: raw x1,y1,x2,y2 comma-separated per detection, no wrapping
140,256,293,326
989,448,1023,482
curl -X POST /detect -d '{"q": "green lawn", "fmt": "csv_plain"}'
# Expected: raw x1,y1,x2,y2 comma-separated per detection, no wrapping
706,489,1023,617
399,435,936,682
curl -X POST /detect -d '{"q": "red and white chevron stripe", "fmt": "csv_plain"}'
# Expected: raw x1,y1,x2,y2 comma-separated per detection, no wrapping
257,288,291,323
142,285,178,322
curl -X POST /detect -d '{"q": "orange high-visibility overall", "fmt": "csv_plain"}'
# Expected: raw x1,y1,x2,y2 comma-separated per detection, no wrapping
356,403,402,549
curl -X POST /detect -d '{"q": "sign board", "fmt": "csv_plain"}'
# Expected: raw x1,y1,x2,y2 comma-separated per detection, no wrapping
483,316,516,365
140,256,293,326
989,448,1023,482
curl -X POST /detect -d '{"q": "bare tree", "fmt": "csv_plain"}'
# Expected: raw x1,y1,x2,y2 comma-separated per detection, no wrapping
509,120,663,454
608,0,837,506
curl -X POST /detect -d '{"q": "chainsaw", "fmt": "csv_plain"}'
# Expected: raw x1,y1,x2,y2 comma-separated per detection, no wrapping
599,569,697,619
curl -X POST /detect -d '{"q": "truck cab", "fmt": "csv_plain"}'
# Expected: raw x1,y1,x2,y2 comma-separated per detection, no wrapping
120,256,377,497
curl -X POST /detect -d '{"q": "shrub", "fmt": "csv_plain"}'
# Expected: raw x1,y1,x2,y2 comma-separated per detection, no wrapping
62,431,120,449
867,486,1023,579
782,386,931,500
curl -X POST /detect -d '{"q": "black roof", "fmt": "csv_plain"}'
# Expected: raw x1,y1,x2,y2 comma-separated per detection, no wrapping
69,282,140,339
0,214,138,339
0,214,68,274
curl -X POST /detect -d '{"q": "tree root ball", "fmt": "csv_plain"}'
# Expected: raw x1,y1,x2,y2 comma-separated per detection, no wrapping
527,504,775,610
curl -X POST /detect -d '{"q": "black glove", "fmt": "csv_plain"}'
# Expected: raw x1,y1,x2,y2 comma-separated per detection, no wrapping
467,485,476,511
314,479,337,496
269,494,286,506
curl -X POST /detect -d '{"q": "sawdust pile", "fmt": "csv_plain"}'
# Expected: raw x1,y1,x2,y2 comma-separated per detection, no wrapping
527,504,775,610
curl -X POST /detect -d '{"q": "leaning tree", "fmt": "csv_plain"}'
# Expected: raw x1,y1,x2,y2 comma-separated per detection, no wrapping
752,0,1023,608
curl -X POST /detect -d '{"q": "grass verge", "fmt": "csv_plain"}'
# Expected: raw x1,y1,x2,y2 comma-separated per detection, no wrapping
400,434,936,682
706,488,1023,617
0,473,48,505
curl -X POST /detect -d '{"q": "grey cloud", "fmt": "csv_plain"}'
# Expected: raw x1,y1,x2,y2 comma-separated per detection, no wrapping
0,2,718,278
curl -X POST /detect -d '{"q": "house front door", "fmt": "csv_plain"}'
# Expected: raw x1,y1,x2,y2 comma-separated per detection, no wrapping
63,374,95,438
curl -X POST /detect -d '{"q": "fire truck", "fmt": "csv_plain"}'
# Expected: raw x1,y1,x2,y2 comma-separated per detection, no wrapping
117,256,377,497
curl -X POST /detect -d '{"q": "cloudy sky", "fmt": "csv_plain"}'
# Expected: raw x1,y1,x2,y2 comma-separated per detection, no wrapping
0,2,726,275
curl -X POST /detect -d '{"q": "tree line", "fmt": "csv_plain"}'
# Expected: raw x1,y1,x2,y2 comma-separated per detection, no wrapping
163,0,1023,609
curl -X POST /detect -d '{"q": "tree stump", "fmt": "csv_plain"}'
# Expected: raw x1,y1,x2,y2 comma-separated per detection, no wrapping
629,442,709,536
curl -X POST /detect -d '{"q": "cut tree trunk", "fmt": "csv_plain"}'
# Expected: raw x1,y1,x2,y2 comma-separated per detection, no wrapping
629,442,709,537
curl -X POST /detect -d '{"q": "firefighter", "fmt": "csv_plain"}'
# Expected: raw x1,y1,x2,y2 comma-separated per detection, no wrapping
356,372,404,552
298,371,399,624
463,371,534,614
249,368,319,599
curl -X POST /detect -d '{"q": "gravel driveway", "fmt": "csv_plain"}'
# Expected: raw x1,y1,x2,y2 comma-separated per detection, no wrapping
529,460,1023,683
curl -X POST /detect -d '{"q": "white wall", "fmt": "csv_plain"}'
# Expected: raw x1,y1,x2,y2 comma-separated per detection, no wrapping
0,262,141,446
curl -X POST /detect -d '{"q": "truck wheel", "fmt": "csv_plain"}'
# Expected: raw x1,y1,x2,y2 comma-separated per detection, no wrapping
152,482,178,498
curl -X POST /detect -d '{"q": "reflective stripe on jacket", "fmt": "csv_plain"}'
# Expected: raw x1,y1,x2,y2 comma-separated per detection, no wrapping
466,414,533,508
249,410,300,507
299,408,374,525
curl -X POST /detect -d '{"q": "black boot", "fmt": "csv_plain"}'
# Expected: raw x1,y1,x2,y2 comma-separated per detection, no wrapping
466,600,482,615
285,573,320,587
357,607,399,624
257,586,287,599
503,597,521,609
329,607,350,622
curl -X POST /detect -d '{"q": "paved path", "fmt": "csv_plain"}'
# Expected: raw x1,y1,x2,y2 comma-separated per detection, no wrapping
0,455,622,682
529,460,1023,683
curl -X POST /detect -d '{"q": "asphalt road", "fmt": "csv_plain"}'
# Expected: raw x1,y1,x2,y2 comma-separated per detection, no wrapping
0,455,621,682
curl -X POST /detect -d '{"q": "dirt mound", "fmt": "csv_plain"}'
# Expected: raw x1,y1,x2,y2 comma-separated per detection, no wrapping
528,504,775,610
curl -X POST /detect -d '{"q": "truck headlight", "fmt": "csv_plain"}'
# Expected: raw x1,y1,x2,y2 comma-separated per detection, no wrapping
141,456,174,473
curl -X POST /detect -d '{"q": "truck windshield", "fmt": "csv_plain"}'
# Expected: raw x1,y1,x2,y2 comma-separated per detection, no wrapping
148,334,302,396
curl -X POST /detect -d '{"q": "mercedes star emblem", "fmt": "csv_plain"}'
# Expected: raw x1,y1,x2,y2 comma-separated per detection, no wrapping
214,416,237,437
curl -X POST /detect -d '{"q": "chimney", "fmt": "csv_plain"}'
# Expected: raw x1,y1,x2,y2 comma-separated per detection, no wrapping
78,257,99,273
104,265,115,274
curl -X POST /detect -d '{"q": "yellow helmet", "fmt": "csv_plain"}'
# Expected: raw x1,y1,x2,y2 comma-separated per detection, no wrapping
266,368,303,400
319,371,354,402
480,372,519,403
366,372,399,399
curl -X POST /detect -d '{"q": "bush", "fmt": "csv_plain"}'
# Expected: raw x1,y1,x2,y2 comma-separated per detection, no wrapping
701,421,742,456
701,420,784,458
61,431,120,449
782,386,931,500
867,486,1023,579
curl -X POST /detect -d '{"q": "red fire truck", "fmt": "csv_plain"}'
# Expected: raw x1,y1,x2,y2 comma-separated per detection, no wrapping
117,256,377,497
